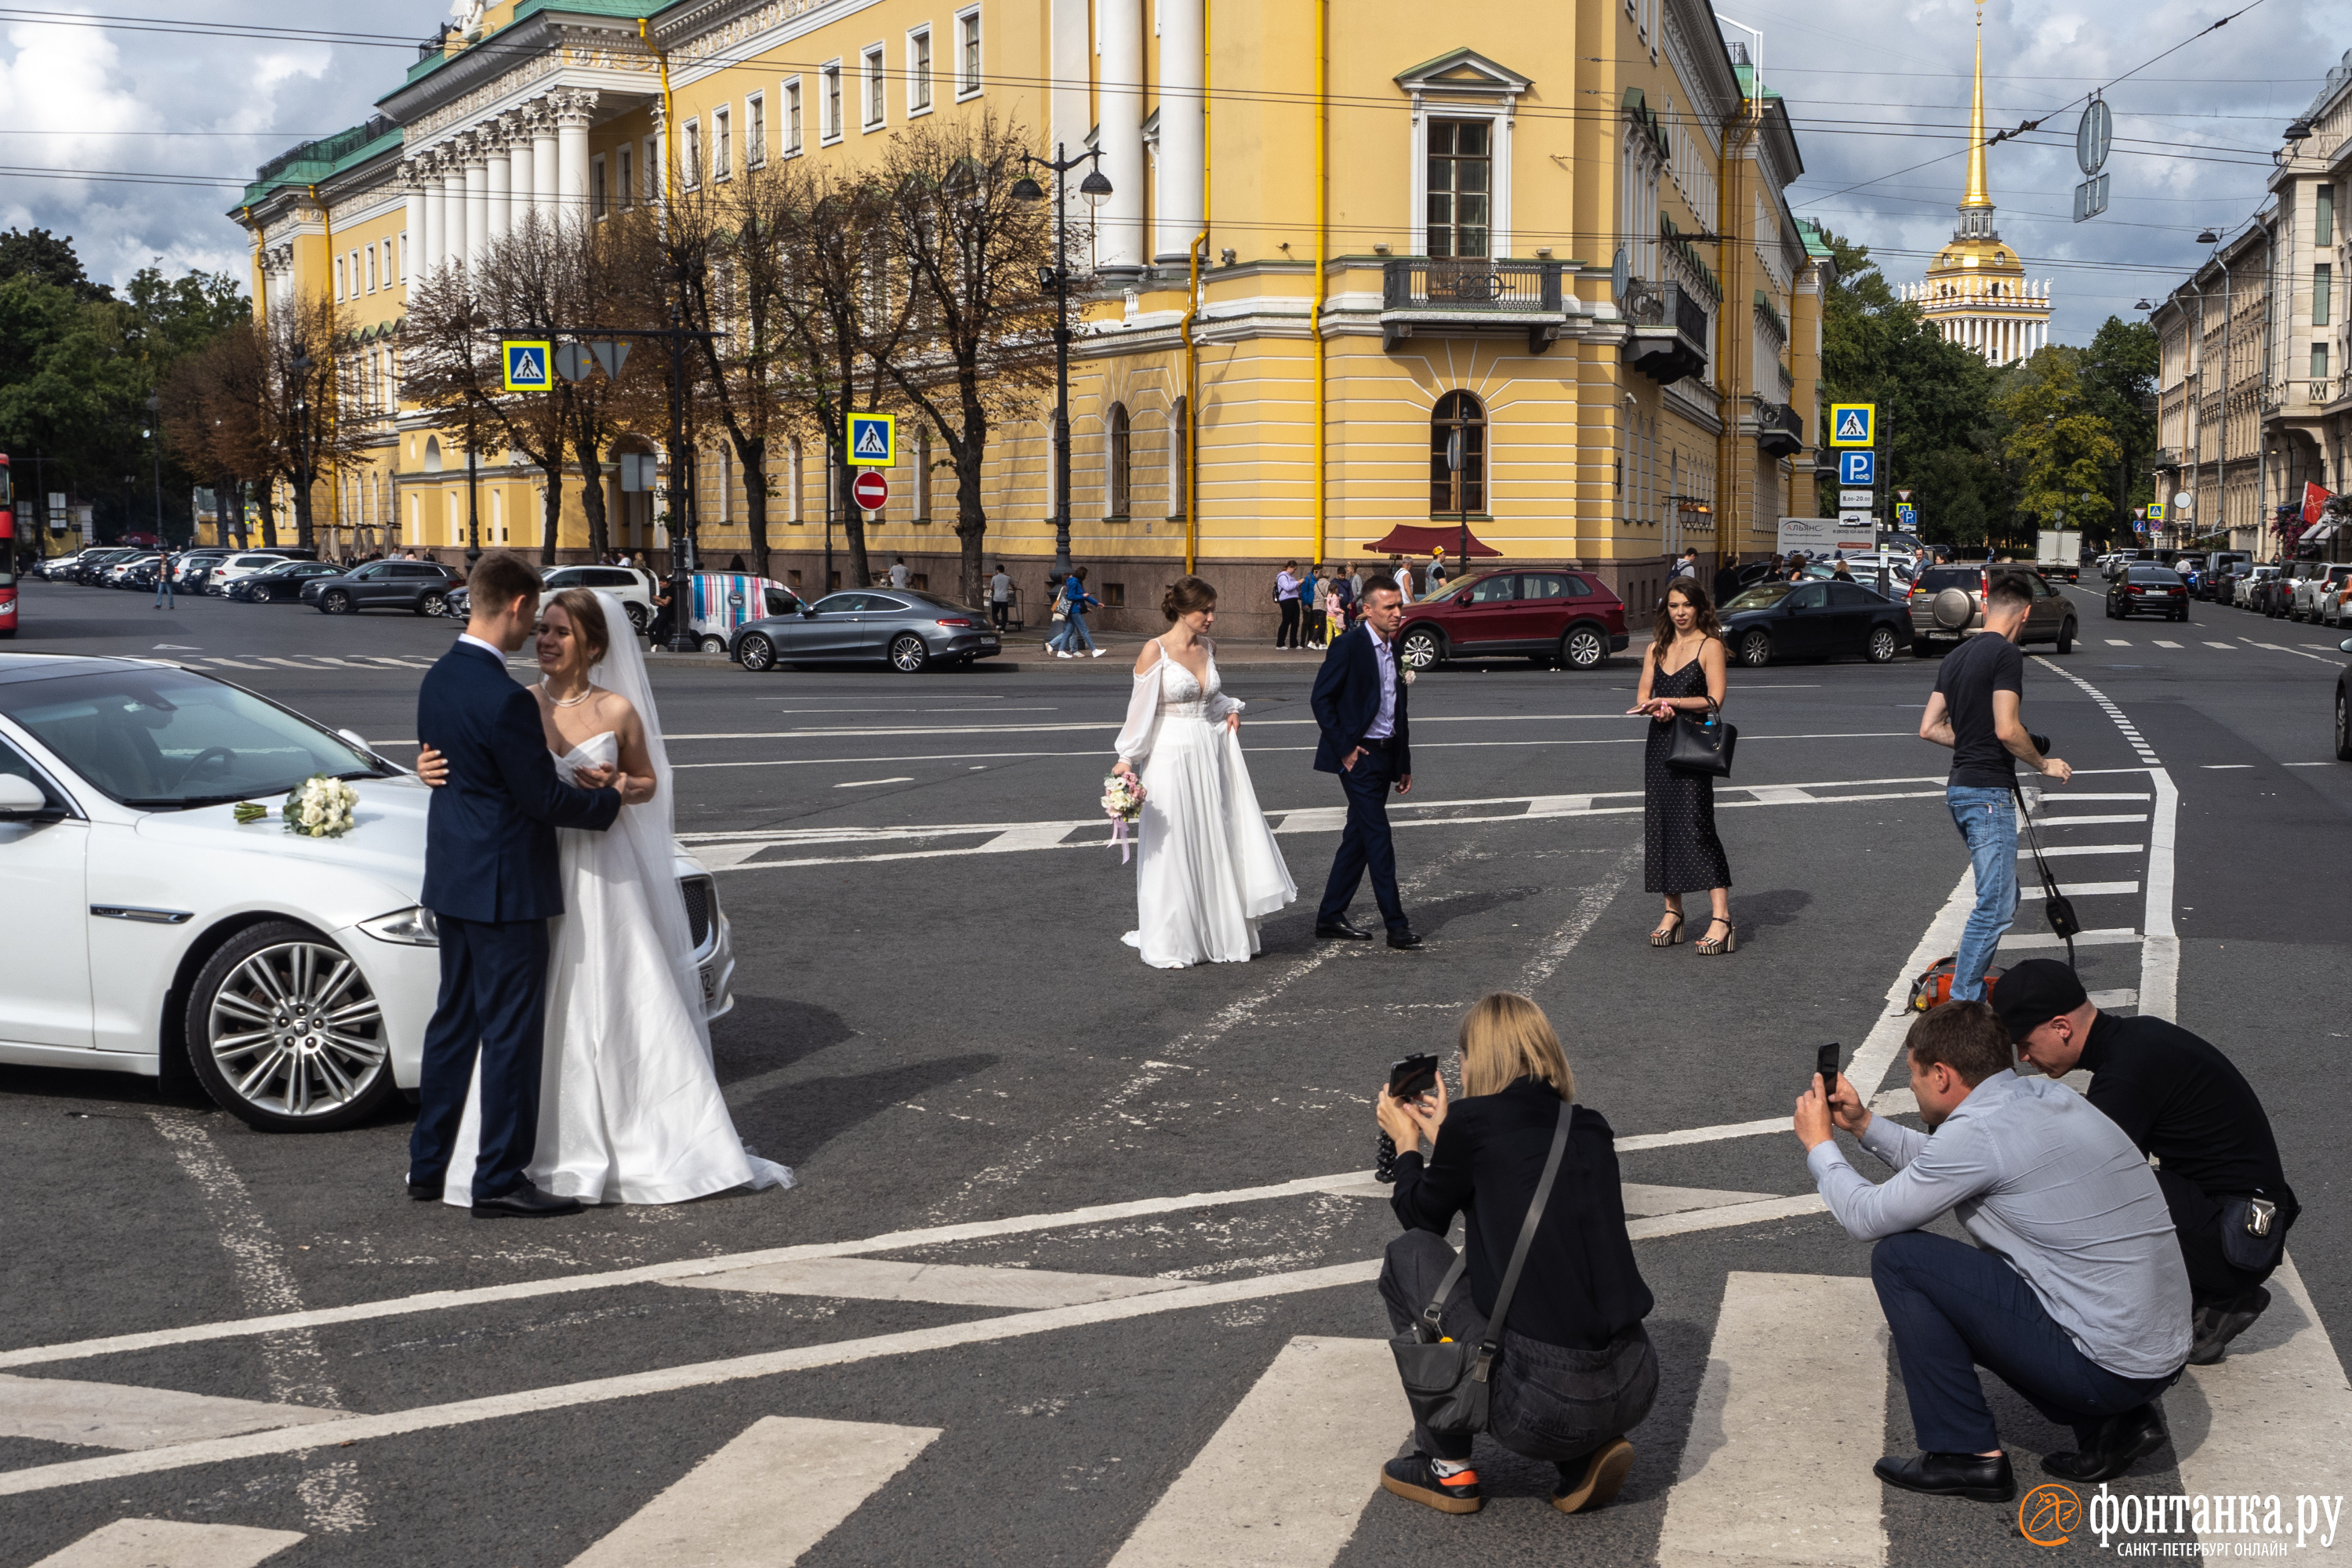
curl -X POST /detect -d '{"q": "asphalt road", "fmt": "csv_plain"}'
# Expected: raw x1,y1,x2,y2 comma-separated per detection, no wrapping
2,577,2348,1567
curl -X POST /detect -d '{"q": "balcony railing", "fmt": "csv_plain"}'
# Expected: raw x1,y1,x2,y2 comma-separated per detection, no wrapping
1755,401,1803,458
1622,279,1710,387
1380,258,1569,353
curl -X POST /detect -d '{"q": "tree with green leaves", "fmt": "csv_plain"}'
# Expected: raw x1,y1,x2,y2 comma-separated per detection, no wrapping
1998,348,2122,541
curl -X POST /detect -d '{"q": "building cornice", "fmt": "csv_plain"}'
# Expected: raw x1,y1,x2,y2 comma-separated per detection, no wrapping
377,12,652,136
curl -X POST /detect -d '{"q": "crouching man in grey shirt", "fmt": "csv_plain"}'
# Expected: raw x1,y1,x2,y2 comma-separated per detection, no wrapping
1793,1000,2190,1504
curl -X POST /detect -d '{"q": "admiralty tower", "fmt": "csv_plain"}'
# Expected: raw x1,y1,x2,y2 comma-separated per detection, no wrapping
1896,3,2053,363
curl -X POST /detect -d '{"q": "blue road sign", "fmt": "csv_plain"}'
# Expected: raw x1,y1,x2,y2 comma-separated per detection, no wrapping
1839,451,1877,486
846,412,896,466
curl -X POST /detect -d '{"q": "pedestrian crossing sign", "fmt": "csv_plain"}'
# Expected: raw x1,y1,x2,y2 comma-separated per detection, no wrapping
2147,501,2165,522
847,412,896,466
502,340,553,393
1828,403,1875,448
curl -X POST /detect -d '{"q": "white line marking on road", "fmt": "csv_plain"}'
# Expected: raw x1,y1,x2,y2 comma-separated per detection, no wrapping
2086,989,2140,1009
27,1518,305,1568
2205,641,2234,649
671,1257,1192,1309
2172,1256,2352,1537
2153,640,2183,648
249,657,318,669
2282,760,2333,766
2019,880,2140,900
1108,1337,1405,1568
1621,1183,1784,1215
671,734,1922,771
1627,1194,1829,1239
1617,1117,1788,1152
1521,846,1637,989
2001,927,2143,950
566,1417,939,1568
1656,1273,1889,1568
2201,764,2252,769
0,1374,342,1451
201,658,265,670
832,777,914,788
2016,842,2141,858
2245,641,2343,664
2032,813,2150,826
2107,638,2131,645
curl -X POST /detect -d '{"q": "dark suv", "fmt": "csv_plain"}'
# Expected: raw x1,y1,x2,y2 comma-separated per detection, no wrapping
299,559,460,616
2105,564,2190,621
1395,568,1631,670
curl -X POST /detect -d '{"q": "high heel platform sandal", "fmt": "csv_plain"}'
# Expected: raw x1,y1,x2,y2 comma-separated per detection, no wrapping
1694,917,1738,955
1650,913,1686,947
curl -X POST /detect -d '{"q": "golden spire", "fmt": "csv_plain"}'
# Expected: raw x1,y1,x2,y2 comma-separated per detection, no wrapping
1962,1,1991,209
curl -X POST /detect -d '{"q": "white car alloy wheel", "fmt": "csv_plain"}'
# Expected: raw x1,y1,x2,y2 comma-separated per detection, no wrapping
890,633,929,672
187,921,394,1132
1399,628,1442,670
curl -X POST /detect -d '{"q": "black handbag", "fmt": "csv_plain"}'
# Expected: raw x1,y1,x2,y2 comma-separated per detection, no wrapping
2012,780,2081,964
1664,699,1737,777
1388,1102,1572,1440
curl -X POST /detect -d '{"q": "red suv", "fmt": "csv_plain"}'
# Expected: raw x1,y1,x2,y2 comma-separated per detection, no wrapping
1396,568,1630,670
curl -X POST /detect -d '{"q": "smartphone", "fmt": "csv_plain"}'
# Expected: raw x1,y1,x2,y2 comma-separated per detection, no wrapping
1817,1043,1841,1104
1388,1053,1440,1102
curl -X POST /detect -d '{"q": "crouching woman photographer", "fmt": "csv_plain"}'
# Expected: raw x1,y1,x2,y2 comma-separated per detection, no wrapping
1373,993,1659,1518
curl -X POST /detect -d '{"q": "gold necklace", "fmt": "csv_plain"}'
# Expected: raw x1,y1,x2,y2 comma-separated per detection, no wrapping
539,679,593,710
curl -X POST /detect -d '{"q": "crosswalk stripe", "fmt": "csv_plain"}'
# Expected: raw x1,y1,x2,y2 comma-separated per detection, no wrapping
669,1257,1190,1308
2019,880,2139,900
2154,640,2183,648
2035,813,2150,826
2174,1255,2352,1527
202,658,264,669
1657,1273,1889,1567
2016,842,2140,858
2206,641,2234,649
2001,927,2142,949
0,1373,341,1450
1108,1336,1404,1568
567,1416,939,1568
27,1518,304,1568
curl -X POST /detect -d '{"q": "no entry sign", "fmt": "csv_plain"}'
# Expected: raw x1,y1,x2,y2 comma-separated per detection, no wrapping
851,470,888,510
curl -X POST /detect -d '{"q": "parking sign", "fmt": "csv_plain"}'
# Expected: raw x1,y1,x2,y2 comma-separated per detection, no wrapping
502,340,553,392
1838,451,1876,486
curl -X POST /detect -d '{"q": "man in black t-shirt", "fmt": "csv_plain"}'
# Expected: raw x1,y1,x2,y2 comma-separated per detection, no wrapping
1918,573,2071,1001
1997,960,2297,1365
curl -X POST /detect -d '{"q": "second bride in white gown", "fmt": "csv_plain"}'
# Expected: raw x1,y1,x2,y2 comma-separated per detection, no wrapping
1112,575,1297,967
420,588,792,1205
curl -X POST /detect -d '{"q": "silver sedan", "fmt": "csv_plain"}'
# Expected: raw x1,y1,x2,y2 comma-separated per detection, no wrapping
728,589,1003,673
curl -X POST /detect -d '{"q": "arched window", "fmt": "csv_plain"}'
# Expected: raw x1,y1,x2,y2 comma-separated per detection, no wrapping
1168,395,1189,518
1429,391,1486,514
423,436,442,475
1106,402,1131,519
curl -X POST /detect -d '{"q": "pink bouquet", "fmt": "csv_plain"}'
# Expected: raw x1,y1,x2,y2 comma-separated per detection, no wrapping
1102,772,1144,862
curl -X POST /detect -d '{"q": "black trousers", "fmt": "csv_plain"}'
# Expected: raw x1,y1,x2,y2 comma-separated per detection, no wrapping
409,915,551,1202
2158,1167,2288,1307
1277,597,1301,647
1379,1230,1658,1465
1317,742,1406,931
992,600,1010,630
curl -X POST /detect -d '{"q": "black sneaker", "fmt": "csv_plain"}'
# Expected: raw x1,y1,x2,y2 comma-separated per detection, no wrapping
2188,1287,2270,1365
1380,1452,1483,1514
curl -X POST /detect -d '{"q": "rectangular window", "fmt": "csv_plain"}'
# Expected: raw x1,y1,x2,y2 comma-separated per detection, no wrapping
618,145,633,209
1426,119,1492,259
713,107,731,180
908,28,933,113
644,138,659,201
683,120,701,187
2315,263,2332,328
863,47,886,128
957,8,982,96
592,154,607,218
822,64,843,141
2314,343,2330,381
395,234,405,282
747,93,766,165
785,79,804,153
334,257,345,300
364,247,376,292
2319,185,2336,249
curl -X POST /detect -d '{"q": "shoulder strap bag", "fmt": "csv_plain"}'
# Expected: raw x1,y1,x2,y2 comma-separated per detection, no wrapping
1664,692,1737,778
1388,1101,1573,1440
2011,779,2080,966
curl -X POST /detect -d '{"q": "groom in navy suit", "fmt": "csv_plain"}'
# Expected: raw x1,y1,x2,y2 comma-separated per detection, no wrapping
408,553,621,1218
1310,574,1421,949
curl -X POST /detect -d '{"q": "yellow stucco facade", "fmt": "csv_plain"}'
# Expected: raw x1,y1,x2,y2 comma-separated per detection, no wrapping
233,0,1824,631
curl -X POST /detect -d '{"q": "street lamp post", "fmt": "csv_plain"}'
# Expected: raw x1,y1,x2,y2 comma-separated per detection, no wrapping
143,392,163,545
1012,144,1112,581
290,352,311,551
463,400,482,570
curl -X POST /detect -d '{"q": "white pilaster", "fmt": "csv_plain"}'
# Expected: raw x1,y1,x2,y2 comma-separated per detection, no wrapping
554,89,596,221
1048,0,1091,167
415,157,442,283
401,166,425,295
1095,0,1145,276
485,121,512,247
462,132,489,272
532,102,560,227
441,154,466,274
1155,0,1203,263
506,111,533,234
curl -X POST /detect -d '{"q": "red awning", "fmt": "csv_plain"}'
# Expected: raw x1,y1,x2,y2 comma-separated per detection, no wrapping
1357,524,1503,559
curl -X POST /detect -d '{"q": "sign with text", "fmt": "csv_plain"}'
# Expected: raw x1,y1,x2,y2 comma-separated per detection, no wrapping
1838,450,1876,486
1828,404,1875,447
847,412,896,466
502,340,553,392
1778,516,1878,556
1839,488,1875,508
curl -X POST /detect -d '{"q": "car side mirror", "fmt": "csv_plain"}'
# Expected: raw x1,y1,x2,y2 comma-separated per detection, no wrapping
800,604,818,617
0,775,53,817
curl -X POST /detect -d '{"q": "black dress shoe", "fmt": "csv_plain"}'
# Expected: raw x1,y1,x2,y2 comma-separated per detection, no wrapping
470,1181,584,1219
1872,1451,2016,1502
1387,927,1425,950
2042,1403,2168,1483
2189,1287,2270,1365
406,1178,444,1202
1315,916,1374,940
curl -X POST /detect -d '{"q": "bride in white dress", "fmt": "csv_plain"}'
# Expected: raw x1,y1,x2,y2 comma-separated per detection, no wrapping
1112,575,1297,967
417,588,792,1204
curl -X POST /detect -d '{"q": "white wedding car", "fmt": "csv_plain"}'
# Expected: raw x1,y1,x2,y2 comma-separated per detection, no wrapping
0,654,735,1132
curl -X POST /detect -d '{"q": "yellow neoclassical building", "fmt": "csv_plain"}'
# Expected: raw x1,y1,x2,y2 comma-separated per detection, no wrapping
231,0,1828,632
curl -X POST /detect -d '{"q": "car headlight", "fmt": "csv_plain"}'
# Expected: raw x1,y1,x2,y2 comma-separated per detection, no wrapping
359,906,439,946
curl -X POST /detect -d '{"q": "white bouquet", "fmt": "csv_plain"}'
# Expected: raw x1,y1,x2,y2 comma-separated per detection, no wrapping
1102,772,1144,863
235,774,361,839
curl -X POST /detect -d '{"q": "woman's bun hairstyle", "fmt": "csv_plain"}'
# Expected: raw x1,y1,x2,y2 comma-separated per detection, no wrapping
1162,574,1218,622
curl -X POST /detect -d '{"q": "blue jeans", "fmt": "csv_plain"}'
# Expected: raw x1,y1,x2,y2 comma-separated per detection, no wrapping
154,575,175,608
1056,607,1094,652
1946,785,2016,1001
1872,1231,2177,1454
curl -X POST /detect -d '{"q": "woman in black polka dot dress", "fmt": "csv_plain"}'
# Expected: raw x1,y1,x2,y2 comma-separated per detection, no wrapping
1632,580,1734,953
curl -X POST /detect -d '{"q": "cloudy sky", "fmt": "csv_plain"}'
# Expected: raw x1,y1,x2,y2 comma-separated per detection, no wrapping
2,0,2347,345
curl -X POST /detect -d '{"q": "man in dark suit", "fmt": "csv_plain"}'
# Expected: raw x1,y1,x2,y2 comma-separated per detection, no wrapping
1311,575,1421,949
408,553,622,1218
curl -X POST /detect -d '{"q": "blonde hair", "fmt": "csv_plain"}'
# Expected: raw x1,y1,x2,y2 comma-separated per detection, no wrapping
1457,992,1575,1101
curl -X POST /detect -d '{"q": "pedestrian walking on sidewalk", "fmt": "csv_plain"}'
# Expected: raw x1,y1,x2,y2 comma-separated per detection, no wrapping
1301,564,1325,648
1632,580,1733,953
1915,572,2071,1001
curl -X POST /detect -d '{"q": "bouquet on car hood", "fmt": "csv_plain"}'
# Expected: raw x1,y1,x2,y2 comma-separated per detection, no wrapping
234,773,361,839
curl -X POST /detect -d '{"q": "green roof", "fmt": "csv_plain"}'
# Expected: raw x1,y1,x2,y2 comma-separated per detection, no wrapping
1733,63,1781,102
397,0,677,91
1795,218,1834,260
236,118,402,209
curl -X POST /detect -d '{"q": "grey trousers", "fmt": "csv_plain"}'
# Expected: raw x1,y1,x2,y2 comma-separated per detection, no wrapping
1378,1229,1659,1465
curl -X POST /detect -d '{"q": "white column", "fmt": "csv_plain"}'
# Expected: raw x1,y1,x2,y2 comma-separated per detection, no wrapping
463,132,489,272
413,159,440,284
1095,0,1145,277
532,103,560,226
1048,0,1091,166
554,89,595,223
1154,0,1203,263
441,154,466,274
506,111,532,233
485,123,512,247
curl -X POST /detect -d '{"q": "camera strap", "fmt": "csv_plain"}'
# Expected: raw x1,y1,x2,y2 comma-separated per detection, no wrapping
1417,1102,1573,1385
2011,779,2078,967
